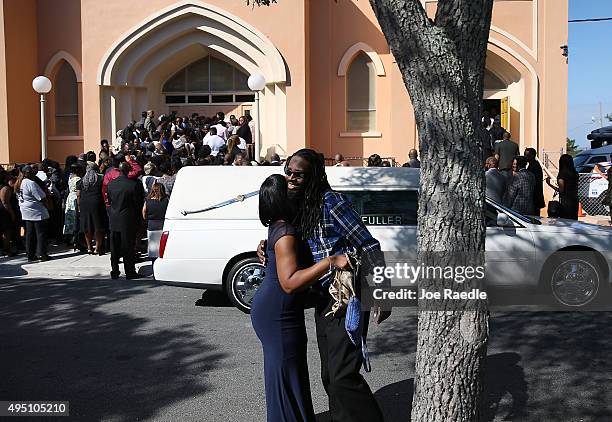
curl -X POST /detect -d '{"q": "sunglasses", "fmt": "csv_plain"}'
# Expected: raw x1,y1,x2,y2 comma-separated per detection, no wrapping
284,168,306,179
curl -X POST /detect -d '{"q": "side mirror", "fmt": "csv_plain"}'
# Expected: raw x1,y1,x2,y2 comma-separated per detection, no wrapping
496,213,513,227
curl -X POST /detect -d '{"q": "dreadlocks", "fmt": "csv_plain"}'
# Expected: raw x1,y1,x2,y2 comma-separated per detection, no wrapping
287,149,331,240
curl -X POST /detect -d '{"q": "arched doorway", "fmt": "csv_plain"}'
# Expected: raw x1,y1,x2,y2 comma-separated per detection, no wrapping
484,49,525,144
161,55,255,119
97,2,287,157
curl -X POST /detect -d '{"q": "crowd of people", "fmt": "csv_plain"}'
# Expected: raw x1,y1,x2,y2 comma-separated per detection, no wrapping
0,109,283,267
331,149,421,168
0,107,586,265
485,127,579,219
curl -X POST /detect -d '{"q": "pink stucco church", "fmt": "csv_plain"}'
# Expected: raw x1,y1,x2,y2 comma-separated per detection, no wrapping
0,0,567,165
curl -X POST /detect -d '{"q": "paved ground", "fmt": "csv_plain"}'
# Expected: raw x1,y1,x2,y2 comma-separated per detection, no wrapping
580,215,611,226
0,245,153,279
1,251,612,421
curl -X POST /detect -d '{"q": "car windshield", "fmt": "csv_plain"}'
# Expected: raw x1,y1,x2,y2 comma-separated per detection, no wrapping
573,155,589,167
486,197,542,225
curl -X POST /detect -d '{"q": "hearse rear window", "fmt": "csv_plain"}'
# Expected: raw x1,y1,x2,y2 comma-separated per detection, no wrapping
339,190,418,226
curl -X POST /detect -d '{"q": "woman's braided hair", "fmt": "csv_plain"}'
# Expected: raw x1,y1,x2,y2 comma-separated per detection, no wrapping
287,149,331,239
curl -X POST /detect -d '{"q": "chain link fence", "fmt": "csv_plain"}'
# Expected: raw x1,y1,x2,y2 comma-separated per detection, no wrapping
540,149,610,217
541,149,564,176
578,172,609,217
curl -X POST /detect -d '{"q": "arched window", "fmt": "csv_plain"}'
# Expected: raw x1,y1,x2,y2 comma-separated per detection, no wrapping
346,53,376,132
162,56,254,105
54,61,79,135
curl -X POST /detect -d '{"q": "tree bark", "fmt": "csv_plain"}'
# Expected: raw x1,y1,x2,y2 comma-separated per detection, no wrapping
369,0,493,421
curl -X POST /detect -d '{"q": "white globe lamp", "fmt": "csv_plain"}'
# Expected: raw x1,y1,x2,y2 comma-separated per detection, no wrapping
247,73,266,91
32,76,52,94
248,73,266,162
32,76,53,160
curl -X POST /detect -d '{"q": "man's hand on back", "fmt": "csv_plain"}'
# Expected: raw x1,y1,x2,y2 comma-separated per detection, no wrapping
257,240,267,265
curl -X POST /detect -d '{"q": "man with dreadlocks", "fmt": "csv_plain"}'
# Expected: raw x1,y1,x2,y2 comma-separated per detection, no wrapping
258,148,390,422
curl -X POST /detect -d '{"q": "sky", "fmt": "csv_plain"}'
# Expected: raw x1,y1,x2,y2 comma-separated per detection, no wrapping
567,0,612,148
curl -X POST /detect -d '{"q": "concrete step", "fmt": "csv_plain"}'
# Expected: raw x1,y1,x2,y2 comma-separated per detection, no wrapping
0,245,153,279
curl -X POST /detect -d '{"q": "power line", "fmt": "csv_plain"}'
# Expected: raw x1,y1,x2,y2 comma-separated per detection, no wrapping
569,17,612,23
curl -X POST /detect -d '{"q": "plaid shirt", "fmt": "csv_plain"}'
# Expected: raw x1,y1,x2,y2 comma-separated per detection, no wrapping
504,169,536,215
307,190,381,285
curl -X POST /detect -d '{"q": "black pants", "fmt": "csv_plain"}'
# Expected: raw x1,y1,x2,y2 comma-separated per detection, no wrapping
110,231,136,276
315,295,383,422
24,220,47,259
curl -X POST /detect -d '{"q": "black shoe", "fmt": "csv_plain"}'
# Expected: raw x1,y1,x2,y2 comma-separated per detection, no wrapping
125,272,141,280
110,271,120,280
38,255,52,262
27,257,36,262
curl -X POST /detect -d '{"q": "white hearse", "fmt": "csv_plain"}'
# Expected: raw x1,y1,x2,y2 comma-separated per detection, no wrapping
154,166,612,312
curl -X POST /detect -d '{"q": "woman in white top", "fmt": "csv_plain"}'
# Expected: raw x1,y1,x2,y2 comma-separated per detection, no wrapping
15,165,50,261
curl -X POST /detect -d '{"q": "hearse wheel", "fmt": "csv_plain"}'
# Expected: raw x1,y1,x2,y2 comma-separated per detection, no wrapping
226,257,265,313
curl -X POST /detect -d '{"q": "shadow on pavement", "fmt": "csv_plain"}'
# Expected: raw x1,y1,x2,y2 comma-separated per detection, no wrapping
0,277,227,421
315,352,527,422
318,310,612,421
137,261,154,278
0,261,27,277
483,352,527,421
314,377,415,422
487,311,612,421
195,290,232,308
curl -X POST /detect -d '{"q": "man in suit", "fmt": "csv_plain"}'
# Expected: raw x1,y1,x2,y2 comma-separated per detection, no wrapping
504,156,536,216
485,156,507,203
107,162,145,279
495,131,520,181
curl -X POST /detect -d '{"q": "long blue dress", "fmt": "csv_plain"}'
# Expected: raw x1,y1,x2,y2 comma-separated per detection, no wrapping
251,221,316,422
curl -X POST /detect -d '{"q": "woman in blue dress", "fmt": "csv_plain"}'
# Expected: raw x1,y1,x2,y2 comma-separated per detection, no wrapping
251,174,348,422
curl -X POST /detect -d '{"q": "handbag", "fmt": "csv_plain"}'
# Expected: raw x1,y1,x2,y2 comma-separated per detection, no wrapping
547,191,562,218
325,252,360,318
325,253,363,345
325,252,372,372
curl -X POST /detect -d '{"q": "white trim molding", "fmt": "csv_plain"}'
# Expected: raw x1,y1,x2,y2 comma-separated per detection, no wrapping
488,37,540,151
422,0,539,60
48,136,84,141
97,1,287,86
44,50,82,82
490,22,537,61
95,1,289,154
337,42,386,77
339,132,382,138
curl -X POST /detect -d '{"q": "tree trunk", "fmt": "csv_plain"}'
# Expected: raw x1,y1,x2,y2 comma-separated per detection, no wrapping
369,1,494,421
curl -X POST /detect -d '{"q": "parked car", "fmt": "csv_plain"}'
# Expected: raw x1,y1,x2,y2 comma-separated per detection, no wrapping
154,166,612,311
587,125,612,149
574,145,612,173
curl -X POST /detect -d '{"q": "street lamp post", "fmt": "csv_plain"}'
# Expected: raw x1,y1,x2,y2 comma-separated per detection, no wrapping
32,76,52,161
247,73,266,162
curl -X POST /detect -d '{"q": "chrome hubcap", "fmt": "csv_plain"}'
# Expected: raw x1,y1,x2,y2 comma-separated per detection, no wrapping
233,264,265,308
551,259,599,307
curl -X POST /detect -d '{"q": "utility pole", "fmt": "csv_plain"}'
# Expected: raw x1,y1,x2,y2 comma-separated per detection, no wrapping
593,102,605,128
